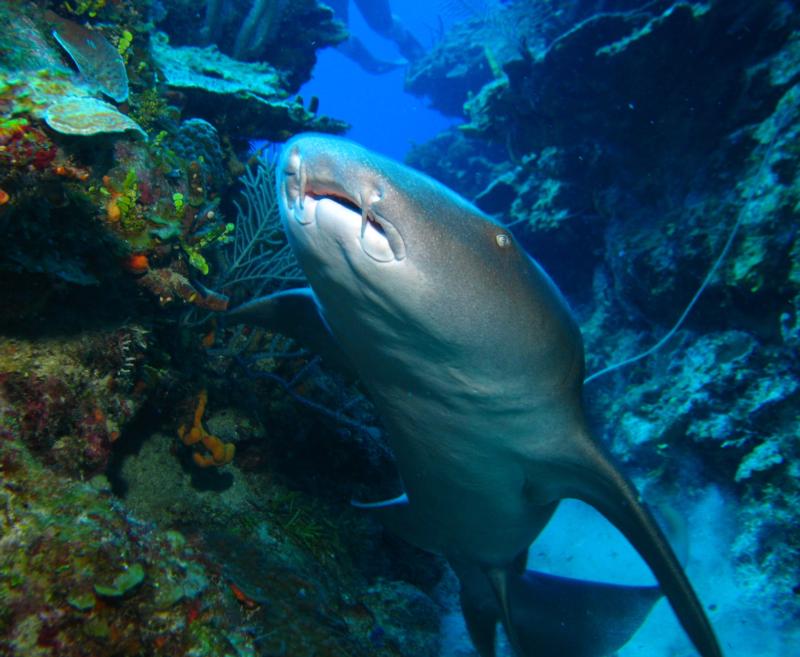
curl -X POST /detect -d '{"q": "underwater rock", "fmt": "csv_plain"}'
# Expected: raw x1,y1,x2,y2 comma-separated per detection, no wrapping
588,327,800,614
116,431,244,527
406,16,498,118
406,128,511,201
597,331,796,468
460,2,792,163
152,32,282,99
158,0,347,92
151,33,348,143
204,406,265,445
406,0,571,117
363,579,441,657
0,326,149,477
113,427,441,657
0,427,254,657
410,1,799,308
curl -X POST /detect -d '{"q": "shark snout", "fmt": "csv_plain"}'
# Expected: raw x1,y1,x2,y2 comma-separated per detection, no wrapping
278,136,407,262
280,145,312,225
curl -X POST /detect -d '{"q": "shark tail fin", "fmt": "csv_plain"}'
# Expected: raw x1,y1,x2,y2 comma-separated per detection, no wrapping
568,441,722,657
454,558,662,657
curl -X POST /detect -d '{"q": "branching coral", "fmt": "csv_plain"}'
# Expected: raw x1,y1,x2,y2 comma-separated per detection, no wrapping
178,389,235,468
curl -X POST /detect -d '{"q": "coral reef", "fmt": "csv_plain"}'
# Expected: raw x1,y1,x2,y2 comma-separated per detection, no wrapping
1,0,347,312
0,3,444,655
0,427,255,656
0,327,148,476
157,0,348,91
9,0,798,653
151,33,347,146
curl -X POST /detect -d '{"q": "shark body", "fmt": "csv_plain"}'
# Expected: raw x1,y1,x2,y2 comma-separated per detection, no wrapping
229,134,722,657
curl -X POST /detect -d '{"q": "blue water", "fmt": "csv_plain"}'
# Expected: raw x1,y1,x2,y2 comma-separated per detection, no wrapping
299,0,458,160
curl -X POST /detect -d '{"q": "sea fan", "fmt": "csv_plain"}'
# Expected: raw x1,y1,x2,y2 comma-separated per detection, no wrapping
217,154,304,300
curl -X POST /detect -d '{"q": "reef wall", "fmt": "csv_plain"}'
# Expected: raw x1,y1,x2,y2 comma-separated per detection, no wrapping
406,0,800,629
0,2,441,655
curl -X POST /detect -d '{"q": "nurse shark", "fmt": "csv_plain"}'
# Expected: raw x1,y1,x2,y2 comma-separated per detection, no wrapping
228,134,722,657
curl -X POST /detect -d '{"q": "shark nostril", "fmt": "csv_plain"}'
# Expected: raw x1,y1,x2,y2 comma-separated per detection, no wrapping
368,215,385,236
361,219,394,263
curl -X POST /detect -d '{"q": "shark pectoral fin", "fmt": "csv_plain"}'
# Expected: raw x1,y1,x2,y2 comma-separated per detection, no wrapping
452,556,663,657
352,493,442,552
506,571,662,657
564,442,722,657
226,288,353,375
350,492,409,509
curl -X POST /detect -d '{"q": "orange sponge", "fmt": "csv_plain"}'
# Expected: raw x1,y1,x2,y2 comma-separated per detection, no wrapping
178,389,235,467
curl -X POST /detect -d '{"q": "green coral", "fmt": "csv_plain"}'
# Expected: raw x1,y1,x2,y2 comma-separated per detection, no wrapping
118,30,133,58
66,592,97,611
185,248,210,275
62,0,107,18
117,168,143,232
182,223,235,275
130,88,172,132
0,117,29,134
94,563,146,598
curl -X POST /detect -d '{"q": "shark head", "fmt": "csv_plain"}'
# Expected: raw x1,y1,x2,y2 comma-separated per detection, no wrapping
277,133,582,392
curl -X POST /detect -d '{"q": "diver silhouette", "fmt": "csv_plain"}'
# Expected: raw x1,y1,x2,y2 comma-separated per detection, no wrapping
328,0,425,74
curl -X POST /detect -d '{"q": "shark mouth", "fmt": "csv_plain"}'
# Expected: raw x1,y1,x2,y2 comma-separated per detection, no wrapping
284,164,406,263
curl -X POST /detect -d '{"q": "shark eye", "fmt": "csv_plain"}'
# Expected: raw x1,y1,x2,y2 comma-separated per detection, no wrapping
495,233,511,248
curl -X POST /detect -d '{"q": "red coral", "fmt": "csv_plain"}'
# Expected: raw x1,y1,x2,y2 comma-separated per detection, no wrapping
1,373,73,449
0,123,57,173
0,372,118,475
